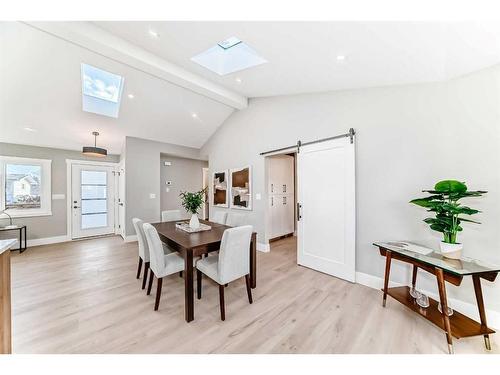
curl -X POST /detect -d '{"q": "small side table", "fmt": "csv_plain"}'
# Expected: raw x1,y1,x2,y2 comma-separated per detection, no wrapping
0,225,27,253
374,241,499,354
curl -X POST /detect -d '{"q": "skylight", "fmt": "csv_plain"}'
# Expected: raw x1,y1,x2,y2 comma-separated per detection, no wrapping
81,63,124,118
191,37,267,76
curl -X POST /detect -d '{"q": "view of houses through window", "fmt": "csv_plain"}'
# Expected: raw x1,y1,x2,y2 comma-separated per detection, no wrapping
5,163,42,209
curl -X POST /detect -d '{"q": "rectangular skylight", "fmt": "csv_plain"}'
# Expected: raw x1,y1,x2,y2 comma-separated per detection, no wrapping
81,63,124,118
191,37,267,76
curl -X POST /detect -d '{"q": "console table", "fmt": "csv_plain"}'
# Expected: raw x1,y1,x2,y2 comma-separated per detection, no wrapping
0,225,27,253
374,241,499,354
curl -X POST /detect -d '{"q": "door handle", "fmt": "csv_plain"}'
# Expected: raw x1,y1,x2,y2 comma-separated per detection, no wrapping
297,203,302,221
118,203,124,206
283,184,286,193
73,206,80,209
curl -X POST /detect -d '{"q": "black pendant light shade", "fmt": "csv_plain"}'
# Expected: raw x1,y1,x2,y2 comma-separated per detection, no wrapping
82,131,107,157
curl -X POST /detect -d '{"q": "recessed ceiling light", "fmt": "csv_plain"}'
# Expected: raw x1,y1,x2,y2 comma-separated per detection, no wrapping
23,127,37,132
128,94,135,99
235,77,242,84
148,29,160,38
336,55,346,61
191,113,198,118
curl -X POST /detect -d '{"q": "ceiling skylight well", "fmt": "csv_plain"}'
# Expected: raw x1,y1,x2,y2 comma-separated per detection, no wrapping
81,63,124,118
191,37,267,76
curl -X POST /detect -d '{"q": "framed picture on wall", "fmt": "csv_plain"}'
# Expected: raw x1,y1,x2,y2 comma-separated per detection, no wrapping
213,170,229,207
230,166,252,210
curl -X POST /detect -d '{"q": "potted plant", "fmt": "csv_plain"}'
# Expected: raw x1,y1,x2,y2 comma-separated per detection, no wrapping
410,180,486,259
180,188,207,229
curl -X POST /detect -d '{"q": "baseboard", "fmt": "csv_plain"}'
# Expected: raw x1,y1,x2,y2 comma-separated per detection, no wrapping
124,234,138,243
8,235,72,249
257,242,270,252
356,271,500,330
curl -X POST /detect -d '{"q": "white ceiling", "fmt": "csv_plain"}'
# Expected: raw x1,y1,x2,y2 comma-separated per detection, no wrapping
95,21,500,98
0,22,234,154
2,21,500,154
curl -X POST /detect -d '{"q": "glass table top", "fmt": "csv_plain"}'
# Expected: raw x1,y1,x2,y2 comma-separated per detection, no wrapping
373,241,500,276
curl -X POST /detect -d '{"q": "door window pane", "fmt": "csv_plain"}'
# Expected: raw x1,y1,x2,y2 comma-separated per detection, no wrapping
81,185,107,199
81,199,107,214
81,170,106,185
81,213,107,229
5,164,42,209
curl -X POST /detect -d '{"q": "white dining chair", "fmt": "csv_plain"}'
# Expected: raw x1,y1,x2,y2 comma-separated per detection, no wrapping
132,218,152,291
161,209,182,222
211,211,227,225
196,225,253,321
225,213,246,227
143,223,186,311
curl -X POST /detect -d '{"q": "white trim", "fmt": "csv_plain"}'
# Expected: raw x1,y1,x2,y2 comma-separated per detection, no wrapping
7,235,71,249
65,159,118,167
257,242,270,252
355,271,500,330
124,234,137,243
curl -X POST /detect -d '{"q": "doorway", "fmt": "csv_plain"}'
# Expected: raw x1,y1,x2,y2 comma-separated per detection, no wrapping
70,162,116,239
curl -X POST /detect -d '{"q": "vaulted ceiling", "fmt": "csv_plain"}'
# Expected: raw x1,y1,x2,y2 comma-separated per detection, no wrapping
2,21,500,154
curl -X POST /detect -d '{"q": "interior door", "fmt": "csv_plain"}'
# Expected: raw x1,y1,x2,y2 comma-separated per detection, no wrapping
297,137,355,282
71,163,116,239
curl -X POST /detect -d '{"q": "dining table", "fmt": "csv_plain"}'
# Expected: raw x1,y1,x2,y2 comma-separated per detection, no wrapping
151,219,257,322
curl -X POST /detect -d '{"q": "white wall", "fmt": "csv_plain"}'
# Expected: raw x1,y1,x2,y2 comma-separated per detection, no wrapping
201,64,500,314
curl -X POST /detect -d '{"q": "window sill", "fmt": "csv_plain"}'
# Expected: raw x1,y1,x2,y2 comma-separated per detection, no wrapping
1,211,52,219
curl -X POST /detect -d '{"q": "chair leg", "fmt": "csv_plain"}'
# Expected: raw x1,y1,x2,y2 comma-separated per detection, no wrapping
219,284,225,321
154,277,163,311
136,257,143,279
197,269,202,299
245,274,253,304
142,262,150,289
147,269,154,295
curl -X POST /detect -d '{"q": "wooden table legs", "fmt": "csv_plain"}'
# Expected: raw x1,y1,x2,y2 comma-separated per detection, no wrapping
382,250,392,307
250,233,257,289
0,249,11,354
436,267,454,354
472,275,491,350
184,250,194,322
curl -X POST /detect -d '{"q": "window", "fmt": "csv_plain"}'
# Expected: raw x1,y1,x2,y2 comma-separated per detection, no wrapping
191,36,267,76
81,63,124,118
0,156,52,217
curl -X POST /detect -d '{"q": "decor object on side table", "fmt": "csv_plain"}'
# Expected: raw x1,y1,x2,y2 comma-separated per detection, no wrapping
180,188,206,229
0,210,17,229
410,180,486,259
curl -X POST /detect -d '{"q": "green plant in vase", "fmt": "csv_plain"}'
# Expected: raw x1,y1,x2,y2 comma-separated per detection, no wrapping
410,180,486,259
180,188,207,229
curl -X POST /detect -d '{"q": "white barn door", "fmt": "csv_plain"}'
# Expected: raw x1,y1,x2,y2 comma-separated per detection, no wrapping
297,136,356,282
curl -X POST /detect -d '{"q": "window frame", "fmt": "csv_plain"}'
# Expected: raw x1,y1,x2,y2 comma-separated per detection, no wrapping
0,156,52,218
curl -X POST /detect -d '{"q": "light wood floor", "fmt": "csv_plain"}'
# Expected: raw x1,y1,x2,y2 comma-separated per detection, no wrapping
10,236,498,354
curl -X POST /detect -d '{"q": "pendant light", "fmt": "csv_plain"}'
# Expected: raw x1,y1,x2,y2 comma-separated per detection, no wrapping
82,131,107,157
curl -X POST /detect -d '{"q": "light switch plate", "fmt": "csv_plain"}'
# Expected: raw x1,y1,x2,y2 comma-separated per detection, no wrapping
255,193,261,200
164,161,172,166
149,193,156,199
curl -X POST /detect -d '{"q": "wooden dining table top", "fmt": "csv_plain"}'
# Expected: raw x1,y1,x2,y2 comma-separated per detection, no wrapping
151,220,239,250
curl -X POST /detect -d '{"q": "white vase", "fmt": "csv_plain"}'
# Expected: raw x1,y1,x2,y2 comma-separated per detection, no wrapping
189,213,200,229
439,241,463,259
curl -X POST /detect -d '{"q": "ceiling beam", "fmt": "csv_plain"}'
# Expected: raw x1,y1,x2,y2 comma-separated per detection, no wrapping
24,21,248,110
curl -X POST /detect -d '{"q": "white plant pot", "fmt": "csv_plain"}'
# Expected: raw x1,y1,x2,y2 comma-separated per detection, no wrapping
189,213,200,229
439,241,463,259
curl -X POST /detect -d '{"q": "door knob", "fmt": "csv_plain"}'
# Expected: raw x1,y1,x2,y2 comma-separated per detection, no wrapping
73,206,80,209
118,203,124,206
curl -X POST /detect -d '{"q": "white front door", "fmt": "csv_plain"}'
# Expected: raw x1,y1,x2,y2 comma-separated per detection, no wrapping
71,163,116,239
297,137,356,282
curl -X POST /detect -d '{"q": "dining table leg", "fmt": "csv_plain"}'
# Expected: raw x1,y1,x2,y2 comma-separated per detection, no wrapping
184,250,194,322
250,233,257,289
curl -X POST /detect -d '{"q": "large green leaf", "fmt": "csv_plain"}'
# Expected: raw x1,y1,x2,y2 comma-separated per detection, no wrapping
434,180,467,193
